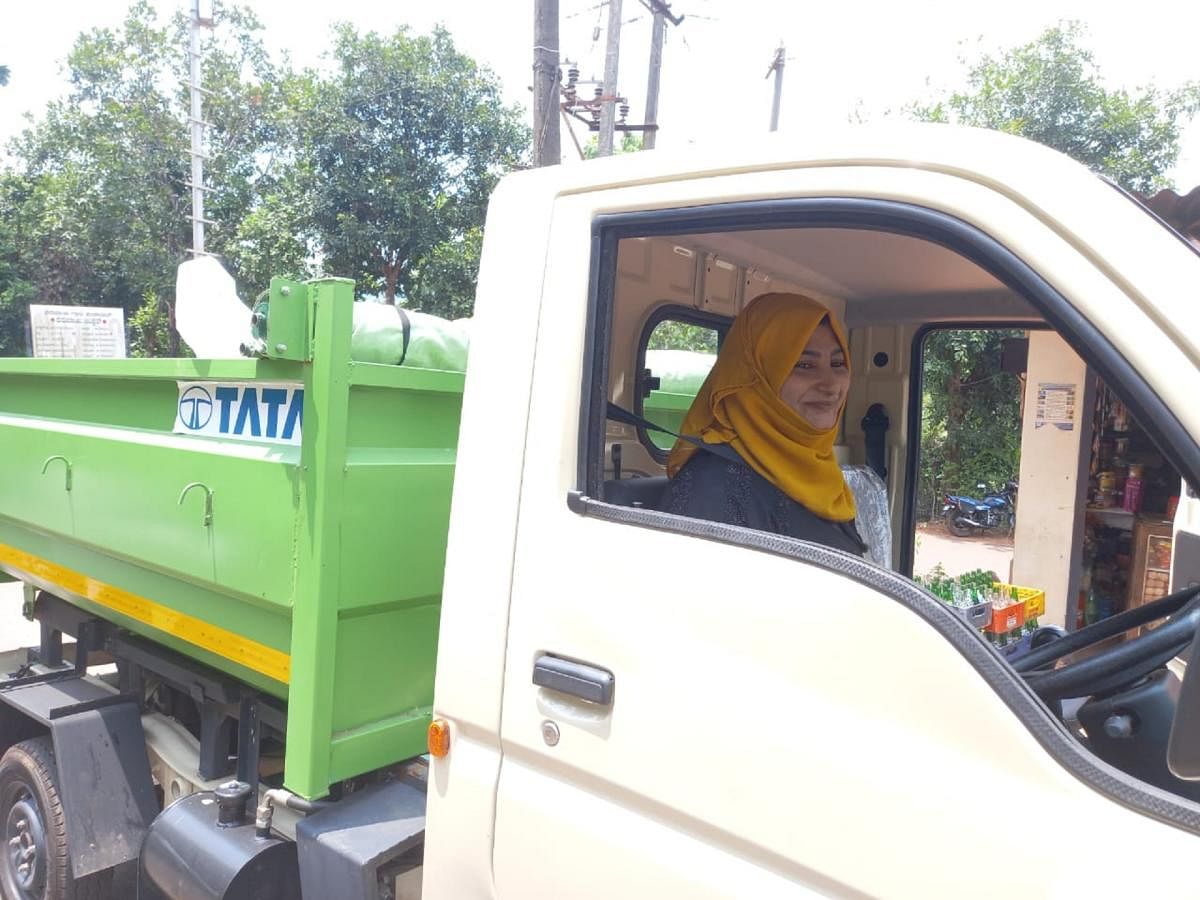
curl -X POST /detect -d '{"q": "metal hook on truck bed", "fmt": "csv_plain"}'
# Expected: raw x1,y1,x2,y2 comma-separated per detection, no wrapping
178,481,214,527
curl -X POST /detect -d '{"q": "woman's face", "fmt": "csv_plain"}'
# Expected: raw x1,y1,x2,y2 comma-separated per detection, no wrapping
779,321,850,429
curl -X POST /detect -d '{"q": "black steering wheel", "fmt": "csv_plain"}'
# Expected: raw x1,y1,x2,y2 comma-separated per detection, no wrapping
1013,585,1200,702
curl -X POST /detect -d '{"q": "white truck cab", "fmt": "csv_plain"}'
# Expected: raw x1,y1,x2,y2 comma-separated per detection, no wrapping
425,124,1200,898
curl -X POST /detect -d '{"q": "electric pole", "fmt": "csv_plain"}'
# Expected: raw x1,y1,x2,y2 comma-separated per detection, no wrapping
597,0,623,156
187,0,214,255
643,7,665,150
767,44,785,132
638,1,683,150
532,0,561,167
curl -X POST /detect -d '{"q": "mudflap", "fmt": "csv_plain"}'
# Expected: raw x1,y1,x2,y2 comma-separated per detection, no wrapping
0,672,158,878
296,779,426,900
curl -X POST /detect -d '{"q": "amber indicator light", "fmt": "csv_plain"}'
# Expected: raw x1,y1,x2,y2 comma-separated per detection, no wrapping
428,718,451,757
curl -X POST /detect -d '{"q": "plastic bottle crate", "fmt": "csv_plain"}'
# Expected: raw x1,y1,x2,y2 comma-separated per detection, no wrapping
985,599,1026,634
958,601,993,630
993,582,1046,621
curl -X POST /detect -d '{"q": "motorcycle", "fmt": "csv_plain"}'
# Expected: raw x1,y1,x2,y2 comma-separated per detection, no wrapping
943,480,1017,538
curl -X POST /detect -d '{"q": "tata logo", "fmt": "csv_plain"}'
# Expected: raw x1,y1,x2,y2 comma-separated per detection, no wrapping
174,381,303,445
178,385,214,430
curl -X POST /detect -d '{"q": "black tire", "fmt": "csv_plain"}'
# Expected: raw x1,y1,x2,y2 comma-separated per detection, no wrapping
0,737,111,900
944,509,974,538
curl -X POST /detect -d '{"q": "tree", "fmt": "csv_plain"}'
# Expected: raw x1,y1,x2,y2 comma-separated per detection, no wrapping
0,2,284,356
909,22,1200,192
917,329,1024,520
303,25,528,310
582,132,644,159
905,24,1199,523
647,319,717,353
0,66,9,87
0,176,34,355
0,8,528,356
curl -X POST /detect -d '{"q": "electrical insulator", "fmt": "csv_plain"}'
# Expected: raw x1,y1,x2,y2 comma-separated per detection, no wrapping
567,65,579,87
594,85,603,99
619,102,630,121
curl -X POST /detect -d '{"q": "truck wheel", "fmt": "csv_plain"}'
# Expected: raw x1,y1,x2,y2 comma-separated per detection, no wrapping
0,737,111,900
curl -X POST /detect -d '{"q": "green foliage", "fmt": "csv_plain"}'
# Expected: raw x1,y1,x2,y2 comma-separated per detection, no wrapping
906,25,1196,518
0,179,33,355
647,320,718,353
917,329,1024,520
0,6,524,356
582,132,644,159
0,1,279,356
303,24,528,306
908,22,1200,192
404,226,483,320
128,289,186,358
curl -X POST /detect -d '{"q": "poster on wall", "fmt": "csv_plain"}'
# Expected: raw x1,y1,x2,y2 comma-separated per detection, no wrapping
1035,382,1076,431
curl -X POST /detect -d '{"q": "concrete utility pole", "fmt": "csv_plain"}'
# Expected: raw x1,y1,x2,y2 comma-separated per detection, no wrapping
642,6,665,149
597,0,623,157
641,0,684,151
187,0,214,255
766,44,785,132
532,0,561,167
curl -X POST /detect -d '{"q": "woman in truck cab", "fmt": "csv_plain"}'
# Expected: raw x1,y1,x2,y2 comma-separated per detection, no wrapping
661,292,866,556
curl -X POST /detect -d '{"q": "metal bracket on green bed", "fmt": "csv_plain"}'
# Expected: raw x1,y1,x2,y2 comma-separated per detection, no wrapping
245,277,313,361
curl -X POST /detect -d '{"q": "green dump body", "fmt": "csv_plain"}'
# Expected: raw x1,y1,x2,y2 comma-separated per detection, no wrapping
643,348,714,450
0,278,462,798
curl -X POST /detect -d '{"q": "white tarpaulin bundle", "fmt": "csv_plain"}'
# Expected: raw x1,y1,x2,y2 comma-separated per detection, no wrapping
644,348,717,394
176,257,252,359
349,303,470,372
175,259,470,371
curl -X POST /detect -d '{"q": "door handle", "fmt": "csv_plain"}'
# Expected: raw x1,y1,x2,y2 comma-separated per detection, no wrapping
533,654,615,706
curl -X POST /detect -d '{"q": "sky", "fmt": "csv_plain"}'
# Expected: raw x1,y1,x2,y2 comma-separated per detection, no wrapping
2,0,1200,189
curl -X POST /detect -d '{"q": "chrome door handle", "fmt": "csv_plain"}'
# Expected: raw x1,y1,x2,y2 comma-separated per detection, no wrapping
533,654,614,706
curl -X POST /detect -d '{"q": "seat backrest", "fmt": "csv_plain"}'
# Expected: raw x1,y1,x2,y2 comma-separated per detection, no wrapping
841,464,892,568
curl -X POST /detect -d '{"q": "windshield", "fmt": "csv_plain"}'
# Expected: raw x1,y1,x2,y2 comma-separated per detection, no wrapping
1103,176,1200,260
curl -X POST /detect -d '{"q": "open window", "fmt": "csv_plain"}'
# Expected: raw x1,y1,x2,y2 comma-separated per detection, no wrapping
573,196,1200,827
635,308,723,457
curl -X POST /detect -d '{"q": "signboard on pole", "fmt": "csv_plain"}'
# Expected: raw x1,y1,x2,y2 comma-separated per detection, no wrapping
29,305,127,358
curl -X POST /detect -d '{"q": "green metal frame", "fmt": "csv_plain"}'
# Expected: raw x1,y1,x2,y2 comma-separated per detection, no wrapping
0,277,461,798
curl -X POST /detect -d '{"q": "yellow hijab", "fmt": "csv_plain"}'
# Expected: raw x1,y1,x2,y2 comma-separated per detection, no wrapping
666,292,856,522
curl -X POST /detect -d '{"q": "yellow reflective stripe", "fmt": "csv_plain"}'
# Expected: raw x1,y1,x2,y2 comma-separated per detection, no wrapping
0,542,290,684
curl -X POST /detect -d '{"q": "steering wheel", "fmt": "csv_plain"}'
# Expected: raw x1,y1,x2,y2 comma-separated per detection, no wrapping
1013,585,1200,702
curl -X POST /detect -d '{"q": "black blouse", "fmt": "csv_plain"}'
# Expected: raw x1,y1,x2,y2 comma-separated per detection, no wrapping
661,450,866,557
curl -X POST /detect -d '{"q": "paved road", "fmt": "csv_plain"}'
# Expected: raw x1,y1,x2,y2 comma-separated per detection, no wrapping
913,522,1015,582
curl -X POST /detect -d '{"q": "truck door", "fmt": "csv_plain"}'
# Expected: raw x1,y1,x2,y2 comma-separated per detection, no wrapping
490,145,1200,898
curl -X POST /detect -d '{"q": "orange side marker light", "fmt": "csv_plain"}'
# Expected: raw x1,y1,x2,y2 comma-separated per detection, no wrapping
428,718,451,758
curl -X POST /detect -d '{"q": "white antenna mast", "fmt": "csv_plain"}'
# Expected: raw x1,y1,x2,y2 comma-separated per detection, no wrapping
188,0,214,255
